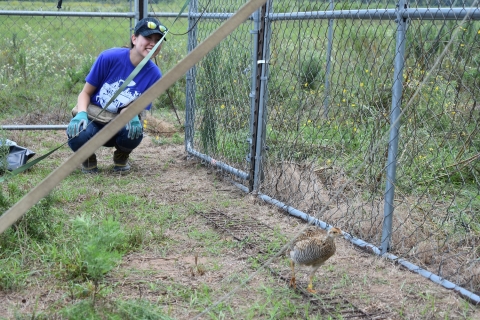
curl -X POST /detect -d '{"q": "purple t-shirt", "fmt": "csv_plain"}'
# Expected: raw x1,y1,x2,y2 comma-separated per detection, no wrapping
86,48,162,113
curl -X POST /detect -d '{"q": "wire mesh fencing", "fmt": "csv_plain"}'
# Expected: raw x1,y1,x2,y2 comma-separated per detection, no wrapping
186,0,480,297
185,0,255,175
0,0,189,115
1,2,131,90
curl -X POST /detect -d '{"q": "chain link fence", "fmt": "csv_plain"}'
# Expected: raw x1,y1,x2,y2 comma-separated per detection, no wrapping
185,0,254,177
0,0,189,116
186,0,480,298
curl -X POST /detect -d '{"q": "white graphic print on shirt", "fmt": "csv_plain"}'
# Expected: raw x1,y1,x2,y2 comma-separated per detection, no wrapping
97,79,141,112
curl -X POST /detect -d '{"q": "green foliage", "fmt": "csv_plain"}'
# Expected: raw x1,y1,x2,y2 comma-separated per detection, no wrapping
69,216,127,282
196,34,251,157
198,47,221,155
0,183,61,291
152,132,184,146
58,300,99,320
18,195,58,241
0,131,10,174
115,299,174,319
58,298,173,320
0,24,92,88
454,23,480,101
0,5,193,117
0,257,28,291
0,22,95,117
299,54,323,90
153,42,187,112
0,183,59,242
64,57,95,94
200,104,218,155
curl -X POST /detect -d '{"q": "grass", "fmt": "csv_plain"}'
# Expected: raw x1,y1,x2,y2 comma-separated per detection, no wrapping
1,126,479,318
0,147,198,317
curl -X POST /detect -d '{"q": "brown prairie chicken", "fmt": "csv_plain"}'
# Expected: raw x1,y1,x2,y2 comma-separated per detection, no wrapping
289,226,342,293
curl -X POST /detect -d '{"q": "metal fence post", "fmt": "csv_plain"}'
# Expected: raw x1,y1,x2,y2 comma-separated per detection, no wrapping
254,0,272,192
381,0,409,254
323,0,334,118
134,0,147,23
249,1,270,192
247,9,260,179
185,0,198,152
129,0,133,38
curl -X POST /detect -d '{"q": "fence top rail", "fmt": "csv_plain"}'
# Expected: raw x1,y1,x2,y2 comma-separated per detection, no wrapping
0,10,135,17
0,11,189,18
3,8,479,20
268,7,480,21
188,7,480,21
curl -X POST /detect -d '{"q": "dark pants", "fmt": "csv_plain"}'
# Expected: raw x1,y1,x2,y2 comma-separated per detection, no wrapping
67,121,143,153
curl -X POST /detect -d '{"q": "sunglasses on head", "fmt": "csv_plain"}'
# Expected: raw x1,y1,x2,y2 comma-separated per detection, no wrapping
147,21,168,34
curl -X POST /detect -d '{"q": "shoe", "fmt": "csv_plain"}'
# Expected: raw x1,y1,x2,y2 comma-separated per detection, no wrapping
82,154,98,173
113,150,131,172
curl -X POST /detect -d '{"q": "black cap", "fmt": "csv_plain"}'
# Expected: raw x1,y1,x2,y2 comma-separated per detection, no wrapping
134,18,167,41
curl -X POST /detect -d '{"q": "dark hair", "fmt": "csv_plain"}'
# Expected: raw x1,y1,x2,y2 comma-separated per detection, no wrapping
130,29,141,48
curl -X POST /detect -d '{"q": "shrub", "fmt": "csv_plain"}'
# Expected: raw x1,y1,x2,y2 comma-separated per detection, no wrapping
69,215,127,282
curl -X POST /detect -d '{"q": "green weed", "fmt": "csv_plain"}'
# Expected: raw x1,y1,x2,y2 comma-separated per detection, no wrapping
67,215,127,282
57,298,173,320
0,132,10,174
152,132,184,146
299,54,323,90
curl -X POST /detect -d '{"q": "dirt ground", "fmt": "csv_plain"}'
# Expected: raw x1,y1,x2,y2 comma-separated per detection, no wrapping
1,115,480,319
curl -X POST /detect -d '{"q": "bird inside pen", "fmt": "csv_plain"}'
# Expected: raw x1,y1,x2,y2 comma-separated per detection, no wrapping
289,226,343,293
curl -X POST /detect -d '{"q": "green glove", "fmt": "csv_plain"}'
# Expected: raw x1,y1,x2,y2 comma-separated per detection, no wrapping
126,115,142,140
67,111,88,138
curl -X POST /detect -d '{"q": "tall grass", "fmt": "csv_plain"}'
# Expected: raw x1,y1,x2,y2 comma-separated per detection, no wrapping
0,14,188,118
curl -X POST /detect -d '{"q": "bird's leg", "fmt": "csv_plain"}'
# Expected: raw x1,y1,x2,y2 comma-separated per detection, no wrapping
289,260,296,289
307,266,321,294
307,273,316,294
